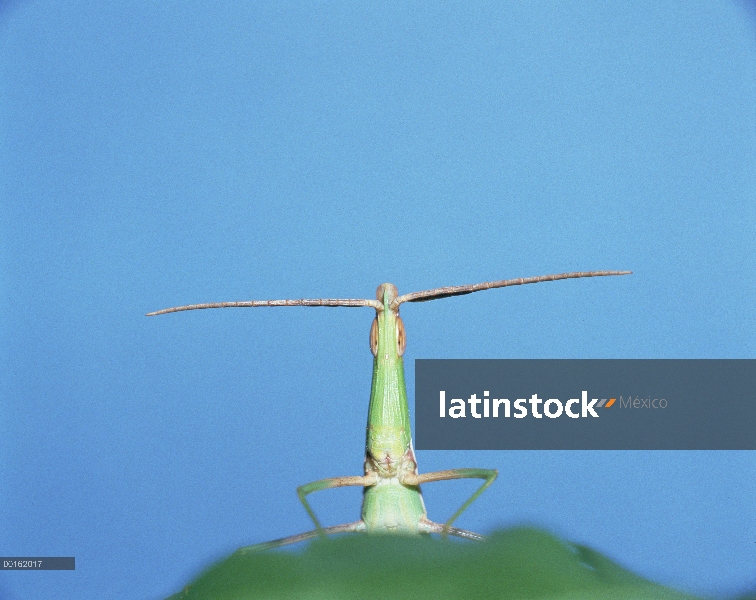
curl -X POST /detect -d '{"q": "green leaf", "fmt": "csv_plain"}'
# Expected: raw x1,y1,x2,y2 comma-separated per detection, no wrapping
166,527,703,600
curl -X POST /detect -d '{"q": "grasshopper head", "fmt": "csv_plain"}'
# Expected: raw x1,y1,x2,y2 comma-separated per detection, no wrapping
370,283,406,358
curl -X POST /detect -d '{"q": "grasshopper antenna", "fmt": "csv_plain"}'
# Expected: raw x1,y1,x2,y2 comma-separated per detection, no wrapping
145,270,631,316
146,297,382,316
391,270,631,309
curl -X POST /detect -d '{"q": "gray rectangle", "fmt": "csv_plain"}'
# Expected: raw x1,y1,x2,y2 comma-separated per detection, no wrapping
415,359,756,450
0,557,75,570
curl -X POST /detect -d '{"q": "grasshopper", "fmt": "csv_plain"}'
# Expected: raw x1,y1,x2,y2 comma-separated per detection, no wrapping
147,270,630,550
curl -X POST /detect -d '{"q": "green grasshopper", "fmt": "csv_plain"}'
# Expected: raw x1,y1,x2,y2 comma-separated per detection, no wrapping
147,270,630,550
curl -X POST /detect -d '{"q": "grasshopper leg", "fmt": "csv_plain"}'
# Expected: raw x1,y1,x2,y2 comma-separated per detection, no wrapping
297,473,378,535
418,520,487,542
404,468,497,537
236,521,366,553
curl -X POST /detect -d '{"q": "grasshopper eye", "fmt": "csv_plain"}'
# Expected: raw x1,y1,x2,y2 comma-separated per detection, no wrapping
370,318,379,356
396,316,406,356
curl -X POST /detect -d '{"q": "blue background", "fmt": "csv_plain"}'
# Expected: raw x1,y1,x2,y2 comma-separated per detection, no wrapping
1,2,755,599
